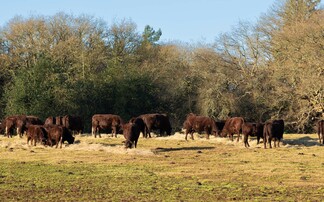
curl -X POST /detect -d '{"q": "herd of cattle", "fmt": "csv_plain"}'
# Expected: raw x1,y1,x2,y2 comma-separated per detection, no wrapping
0,113,323,149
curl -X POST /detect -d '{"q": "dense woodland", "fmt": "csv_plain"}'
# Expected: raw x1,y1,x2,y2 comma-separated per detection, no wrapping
0,0,323,133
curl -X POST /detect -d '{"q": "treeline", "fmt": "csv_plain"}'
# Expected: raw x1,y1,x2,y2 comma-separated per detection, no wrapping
0,0,323,133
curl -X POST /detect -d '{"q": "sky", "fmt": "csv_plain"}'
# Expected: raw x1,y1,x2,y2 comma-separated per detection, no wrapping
1,0,279,43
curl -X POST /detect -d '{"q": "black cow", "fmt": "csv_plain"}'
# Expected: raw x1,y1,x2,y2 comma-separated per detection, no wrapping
263,119,284,149
62,115,84,135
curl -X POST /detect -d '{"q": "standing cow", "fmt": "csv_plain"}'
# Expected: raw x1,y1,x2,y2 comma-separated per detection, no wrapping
139,113,172,138
26,125,48,146
129,117,148,138
221,117,245,142
183,113,218,140
44,125,75,148
263,119,284,149
317,120,324,144
92,114,124,138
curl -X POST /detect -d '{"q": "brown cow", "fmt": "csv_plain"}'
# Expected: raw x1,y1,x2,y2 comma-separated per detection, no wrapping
44,125,75,148
221,117,245,142
44,116,56,126
139,113,172,138
242,123,257,148
255,123,264,144
92,114,123,138
3,115,27,138
123,122,141,148
317,120,324,144
263,119,285,149
183,113,218,140
62,115,83,135
26,125,48,146
56,116,63,125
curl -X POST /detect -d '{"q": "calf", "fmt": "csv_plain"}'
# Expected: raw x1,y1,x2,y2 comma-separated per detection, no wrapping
317,120,324,144
123,122,140,149
26,125,47,146
45,125,75,148
263,119,284,149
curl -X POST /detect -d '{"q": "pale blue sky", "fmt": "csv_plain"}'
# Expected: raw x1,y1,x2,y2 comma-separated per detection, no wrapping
0,0,285,43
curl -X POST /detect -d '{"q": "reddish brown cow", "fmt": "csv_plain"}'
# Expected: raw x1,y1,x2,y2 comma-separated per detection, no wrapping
139,113,172,138
221,117,245,142
92,114,124,138
3,115,28,138
26,125,48,146
263,119,285,149
123,122,141,148
317,120,324,144
44,125,75,148
183,113,218,140
62,115,83,135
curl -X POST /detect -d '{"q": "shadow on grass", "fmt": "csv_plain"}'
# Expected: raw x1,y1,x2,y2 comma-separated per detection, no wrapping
283,136,322,147
152,146,215,153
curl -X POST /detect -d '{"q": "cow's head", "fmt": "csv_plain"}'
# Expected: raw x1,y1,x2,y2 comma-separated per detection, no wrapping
67,136,75,144
124,140,133,148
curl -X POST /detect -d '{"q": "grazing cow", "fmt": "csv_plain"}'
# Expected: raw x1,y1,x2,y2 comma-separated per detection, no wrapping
221,117,245,142
317,120,324,144
44,116,56,126
26,125,48,146
45,125,74,148
62,115,83,135
263,119,285,149
139,113,172,138
129,117,147,138
123,122,141,148
183,113,218,140
215,120,226,137
3,115,26,138
92,114,124,138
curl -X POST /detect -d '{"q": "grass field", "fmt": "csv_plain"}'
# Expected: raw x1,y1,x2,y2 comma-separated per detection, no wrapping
0,132,323,201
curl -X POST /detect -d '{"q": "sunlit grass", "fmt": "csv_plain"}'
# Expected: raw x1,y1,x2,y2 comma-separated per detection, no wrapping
0,132,323,201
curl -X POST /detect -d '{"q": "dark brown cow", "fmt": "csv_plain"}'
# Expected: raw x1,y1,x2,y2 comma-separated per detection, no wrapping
242,123,257,148
91,114,124,138
221,117,245,142
317,120,324,144
263,119,285,149
26,125,48,146
183,113,218,140
3,115,27,138
123,122,141,148
129,117,147,138
16,116,43,137
44,125,75,148
62,115,83,135
139,113,172,138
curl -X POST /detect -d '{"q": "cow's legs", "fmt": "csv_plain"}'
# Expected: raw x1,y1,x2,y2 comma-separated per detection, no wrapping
243,134,250,148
